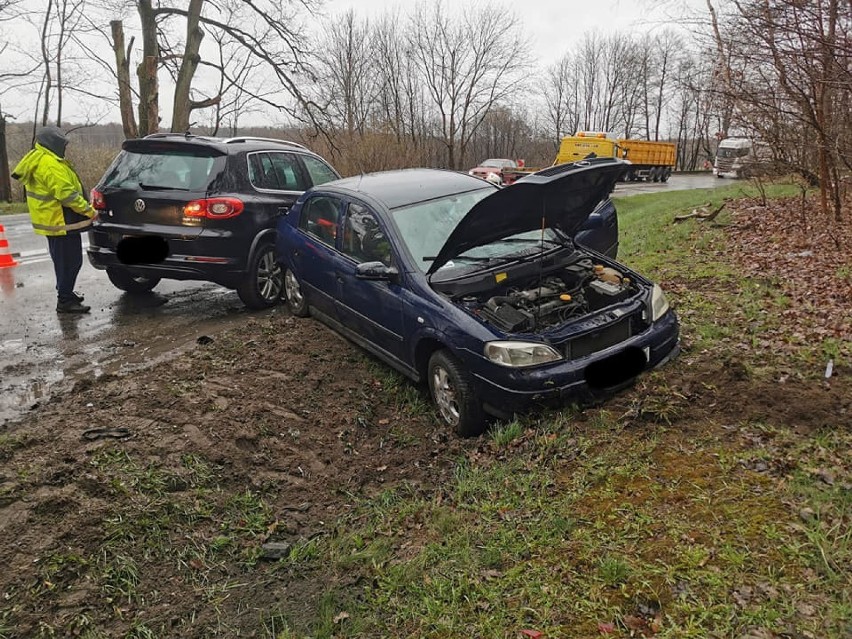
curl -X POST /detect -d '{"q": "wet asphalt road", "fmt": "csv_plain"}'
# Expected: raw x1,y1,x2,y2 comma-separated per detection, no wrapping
0,172,725,424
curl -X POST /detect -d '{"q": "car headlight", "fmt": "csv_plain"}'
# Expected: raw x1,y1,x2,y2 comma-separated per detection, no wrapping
649,284,670,321
468,170,476,175
484,341,562,367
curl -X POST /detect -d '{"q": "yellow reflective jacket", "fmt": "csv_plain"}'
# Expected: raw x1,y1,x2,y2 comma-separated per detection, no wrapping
11,143,95,237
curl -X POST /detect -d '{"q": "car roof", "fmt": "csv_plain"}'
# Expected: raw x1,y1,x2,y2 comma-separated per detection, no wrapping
136,133,313,154
319,168,491,210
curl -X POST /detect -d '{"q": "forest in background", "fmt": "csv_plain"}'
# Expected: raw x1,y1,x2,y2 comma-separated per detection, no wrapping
1,0,849,219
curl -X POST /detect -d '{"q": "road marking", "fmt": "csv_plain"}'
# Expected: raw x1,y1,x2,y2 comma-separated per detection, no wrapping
11,241,90,259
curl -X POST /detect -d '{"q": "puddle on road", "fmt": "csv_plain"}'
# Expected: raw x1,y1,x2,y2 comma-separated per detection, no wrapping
1,283,269,426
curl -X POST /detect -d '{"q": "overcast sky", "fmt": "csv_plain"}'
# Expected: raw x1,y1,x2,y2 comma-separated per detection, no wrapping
1,0,709,127
324,0,706,68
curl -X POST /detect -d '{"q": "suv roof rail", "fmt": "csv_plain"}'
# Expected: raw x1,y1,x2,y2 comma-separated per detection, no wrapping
223,136,307,150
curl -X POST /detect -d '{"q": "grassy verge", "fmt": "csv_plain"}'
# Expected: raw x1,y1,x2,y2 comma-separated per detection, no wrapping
257,181,849,638
0,202,26,216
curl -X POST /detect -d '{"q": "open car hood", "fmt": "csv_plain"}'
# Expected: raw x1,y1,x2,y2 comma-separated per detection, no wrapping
427,158,627,275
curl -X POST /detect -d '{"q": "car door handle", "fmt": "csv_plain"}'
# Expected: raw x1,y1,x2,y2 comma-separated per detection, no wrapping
277,206,290,216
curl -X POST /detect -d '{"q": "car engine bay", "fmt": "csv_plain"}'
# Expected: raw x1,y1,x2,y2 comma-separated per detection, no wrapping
458,258,641,333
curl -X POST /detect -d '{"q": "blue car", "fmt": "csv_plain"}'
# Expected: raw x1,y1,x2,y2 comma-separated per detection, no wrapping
275,158,679,436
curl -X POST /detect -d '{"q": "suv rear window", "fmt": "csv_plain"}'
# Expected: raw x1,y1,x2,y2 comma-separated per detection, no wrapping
102,150,218,191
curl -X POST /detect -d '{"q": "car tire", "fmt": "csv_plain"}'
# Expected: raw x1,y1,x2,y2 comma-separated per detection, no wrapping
106,267,160,294
661,168,671,182
283,267,309,317
237,243,283,310
428,349,486,437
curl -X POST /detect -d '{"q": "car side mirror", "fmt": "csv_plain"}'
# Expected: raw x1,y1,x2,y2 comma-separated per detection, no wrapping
355,261,399,283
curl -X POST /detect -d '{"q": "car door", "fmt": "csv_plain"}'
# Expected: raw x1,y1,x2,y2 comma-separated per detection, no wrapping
334,201,407,362
248,150,307,217
289,194,343,319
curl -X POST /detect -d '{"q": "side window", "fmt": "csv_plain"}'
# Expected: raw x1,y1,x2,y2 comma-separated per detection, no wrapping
249,152,306,191
299,196,341,246
302,155,340,187
249,153,279,189
269,152,307,191
341,203,391,266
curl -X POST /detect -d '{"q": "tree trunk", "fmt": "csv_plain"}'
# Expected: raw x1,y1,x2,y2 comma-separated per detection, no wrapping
111,20,138,139
40,0,54,127
0,108,11,203
171,0,205,133
136,0,159,137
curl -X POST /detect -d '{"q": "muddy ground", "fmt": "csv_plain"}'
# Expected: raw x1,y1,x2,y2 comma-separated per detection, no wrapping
0,196,850,638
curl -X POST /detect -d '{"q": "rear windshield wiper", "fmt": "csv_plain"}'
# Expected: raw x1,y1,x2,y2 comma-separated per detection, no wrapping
138,182,189,191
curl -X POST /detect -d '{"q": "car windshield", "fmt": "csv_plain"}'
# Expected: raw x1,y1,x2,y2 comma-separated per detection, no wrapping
102,150,217,191
481,159,514,168
390,188,565,274
717,147,750,158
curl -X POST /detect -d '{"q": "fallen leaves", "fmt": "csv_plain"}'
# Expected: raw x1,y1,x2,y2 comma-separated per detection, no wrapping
723,196,852,356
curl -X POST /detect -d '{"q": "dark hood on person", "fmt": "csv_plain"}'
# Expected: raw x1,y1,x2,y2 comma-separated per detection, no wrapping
36,126,69,158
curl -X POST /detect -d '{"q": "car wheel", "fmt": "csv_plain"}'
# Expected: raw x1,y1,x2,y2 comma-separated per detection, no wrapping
283,267,309,317
237,243,283,310
661,168,672,182
106,267,160,294
428,350,486,437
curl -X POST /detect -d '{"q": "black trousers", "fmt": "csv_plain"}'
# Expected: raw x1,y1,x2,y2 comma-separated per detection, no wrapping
46,233,83,303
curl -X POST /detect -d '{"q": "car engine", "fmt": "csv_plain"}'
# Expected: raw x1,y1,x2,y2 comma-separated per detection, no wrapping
462,259,638,333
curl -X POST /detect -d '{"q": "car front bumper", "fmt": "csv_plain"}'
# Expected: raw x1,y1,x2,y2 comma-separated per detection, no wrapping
465,310,680,417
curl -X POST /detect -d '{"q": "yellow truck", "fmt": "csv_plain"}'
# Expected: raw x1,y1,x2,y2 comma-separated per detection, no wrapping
553,132,677,182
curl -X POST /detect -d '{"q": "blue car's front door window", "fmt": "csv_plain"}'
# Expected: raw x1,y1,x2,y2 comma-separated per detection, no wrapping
299,195,341,246
341,203,392,266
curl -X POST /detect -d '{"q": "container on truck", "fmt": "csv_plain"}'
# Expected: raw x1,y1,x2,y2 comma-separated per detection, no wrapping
553,132,676,182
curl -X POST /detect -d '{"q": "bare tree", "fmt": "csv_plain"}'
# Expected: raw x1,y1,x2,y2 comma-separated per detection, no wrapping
542,55,580,148
373,11,426,148
710,0,850,220
313,9,378,137
0,102,12,201
108,0,324,138
407,0,529,169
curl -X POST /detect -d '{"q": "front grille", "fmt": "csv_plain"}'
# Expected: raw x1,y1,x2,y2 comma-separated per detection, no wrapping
564,315,633,359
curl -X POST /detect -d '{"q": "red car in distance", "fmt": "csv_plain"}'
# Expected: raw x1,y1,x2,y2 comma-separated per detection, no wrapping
468,158,524,185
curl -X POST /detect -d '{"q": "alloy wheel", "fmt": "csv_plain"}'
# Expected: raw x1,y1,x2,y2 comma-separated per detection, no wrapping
284,269,303,306
257,250,283,301
431,365,460,426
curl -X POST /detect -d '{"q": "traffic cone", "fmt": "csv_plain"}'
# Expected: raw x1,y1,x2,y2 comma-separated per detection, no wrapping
0,224,19,268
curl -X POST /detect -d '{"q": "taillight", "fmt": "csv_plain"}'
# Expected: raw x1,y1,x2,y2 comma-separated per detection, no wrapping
91,188,106,210
183,197,244,219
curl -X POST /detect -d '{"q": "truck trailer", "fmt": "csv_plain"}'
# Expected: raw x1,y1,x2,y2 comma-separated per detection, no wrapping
553,132,677,182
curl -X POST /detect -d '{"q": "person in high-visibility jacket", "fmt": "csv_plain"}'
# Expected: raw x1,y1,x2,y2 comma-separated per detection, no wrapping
11,127,96,313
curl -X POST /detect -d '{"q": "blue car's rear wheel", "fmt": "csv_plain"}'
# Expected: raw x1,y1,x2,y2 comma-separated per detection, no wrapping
428,350,486,437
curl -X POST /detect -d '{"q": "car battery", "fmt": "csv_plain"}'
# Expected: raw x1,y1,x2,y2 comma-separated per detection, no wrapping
586,278,630,306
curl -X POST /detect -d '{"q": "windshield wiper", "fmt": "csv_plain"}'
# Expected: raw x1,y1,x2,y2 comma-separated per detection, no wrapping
496,237,563,246
138,182,189,191
423,255,495,263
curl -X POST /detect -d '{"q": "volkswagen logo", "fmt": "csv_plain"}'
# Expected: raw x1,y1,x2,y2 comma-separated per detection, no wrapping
134,199,146,212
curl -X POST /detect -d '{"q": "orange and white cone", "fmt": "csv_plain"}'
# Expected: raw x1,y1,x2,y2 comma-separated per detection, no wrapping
0,224,19,268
